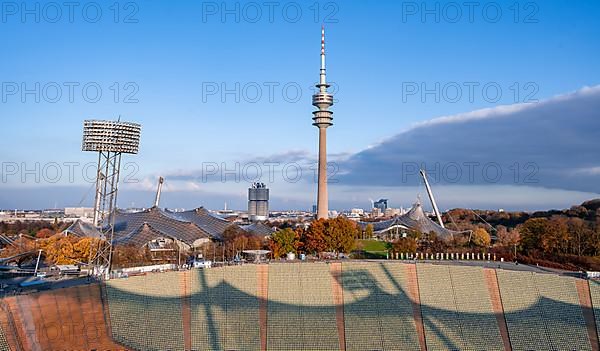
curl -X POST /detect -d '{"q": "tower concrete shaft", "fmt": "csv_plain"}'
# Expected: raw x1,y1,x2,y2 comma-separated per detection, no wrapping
312,26,333,219
317,127,328,219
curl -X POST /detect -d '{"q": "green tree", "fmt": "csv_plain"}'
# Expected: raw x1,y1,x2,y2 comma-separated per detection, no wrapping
269,228,298,258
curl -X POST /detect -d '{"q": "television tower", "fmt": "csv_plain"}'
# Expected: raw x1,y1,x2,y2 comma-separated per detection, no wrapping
312,26,334,219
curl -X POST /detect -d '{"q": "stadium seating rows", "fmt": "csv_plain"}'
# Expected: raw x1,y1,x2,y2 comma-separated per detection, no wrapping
342,262,420,351
417,264,504,351
267,263,339,351
497,270,591,351
448,266,505,351
0,328,8,351
189,264,261,351
64,263,600,351
106,271,186,351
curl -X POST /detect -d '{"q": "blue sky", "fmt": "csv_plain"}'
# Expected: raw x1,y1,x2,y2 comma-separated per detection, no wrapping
1,0,600,211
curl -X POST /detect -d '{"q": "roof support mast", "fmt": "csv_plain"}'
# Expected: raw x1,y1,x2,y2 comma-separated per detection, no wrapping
154,177,164,208
419,169,445,228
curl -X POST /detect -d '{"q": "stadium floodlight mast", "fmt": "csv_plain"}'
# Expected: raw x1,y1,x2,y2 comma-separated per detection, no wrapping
82,119,141,279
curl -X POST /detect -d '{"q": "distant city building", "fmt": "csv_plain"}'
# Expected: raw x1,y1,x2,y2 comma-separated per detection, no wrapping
346,210,362,221
351,208,364,216
65,207,94,218
374,199,388,212
371,208,383,218
385,208,402,217
312,205,317,214
42,209,64,217
248,183,269,222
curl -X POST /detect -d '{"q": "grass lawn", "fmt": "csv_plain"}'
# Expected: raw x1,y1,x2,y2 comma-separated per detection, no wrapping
355,239,391,259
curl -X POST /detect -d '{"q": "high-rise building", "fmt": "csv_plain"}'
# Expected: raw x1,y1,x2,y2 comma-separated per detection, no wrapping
312,26,334,219
248,183,269,221
374,199,388,212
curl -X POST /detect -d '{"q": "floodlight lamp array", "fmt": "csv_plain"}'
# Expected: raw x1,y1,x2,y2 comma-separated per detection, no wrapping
82,120,141,154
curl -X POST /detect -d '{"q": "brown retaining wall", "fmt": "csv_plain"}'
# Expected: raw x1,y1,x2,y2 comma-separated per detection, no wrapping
0,284,126,351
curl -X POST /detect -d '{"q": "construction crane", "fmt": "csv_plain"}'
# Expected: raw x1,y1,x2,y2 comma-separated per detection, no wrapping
154,177,164,208
419,169,445,228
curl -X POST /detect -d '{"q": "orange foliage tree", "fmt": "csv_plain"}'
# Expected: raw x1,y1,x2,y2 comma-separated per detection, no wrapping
299,217,358,256
0,236,38,258
471,228,491,247
392,237,417,253
112,244,154,268
40,234,102,265
496,225,520,248
325,217,357,256
36,228,55,239
304,219,327,254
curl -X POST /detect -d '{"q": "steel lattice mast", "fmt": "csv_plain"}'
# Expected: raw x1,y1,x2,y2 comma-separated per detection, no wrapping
312,26,334,219
82,119,141,278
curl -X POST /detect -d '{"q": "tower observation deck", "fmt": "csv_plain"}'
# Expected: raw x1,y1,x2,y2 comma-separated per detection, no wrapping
312,26,334,127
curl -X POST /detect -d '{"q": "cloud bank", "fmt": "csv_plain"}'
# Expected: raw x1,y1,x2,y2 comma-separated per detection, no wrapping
337,86,600,194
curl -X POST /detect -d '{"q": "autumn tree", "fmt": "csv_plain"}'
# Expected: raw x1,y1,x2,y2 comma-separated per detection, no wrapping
0,236,37,259
325,217,357,257
496,225,520,248
392,237,417,253
566,217,595,256
41,235,75,264
543,216,569,254
365,224,374,239
220,225,268,259
448,233,468,248
36,228,55,239
518,218,548,254
304,219,328,254
40,234,103,265
471,228,491,247
222,225,246,244
112,244,153,268
269,228,298,258
72,237,101,263
226,234,265,259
